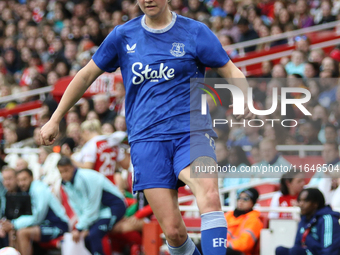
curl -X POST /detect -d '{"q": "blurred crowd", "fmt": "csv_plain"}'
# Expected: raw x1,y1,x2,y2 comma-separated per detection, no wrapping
0,0,340,103
0,0,340,254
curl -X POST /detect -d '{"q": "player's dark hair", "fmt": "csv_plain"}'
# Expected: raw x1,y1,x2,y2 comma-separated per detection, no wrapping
57,156,73,167
17,168,33,177
298,188,325,209
280,169,304,195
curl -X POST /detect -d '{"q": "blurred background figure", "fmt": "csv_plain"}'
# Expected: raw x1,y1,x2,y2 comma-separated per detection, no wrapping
269,170,305,219
276,188,340,255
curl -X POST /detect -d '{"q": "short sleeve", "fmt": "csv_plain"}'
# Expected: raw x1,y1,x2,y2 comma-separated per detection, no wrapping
195,23,230,68
92,27,121,73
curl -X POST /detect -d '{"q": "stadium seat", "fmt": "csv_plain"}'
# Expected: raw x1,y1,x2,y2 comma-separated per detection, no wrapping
282,155,303,166
233,30,340,76
255,184,280,194
257,198,272,207
0,101,42,118
259,214,270,229
183,217,201,231
110,231,142,254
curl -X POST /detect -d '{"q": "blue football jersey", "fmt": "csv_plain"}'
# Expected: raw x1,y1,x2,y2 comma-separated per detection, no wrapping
92,12,230,143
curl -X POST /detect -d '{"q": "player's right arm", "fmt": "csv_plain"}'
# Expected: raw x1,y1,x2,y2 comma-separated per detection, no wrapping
40,60,104,145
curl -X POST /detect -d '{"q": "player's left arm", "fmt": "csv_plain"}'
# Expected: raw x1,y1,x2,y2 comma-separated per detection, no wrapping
216,60,247,93
215,60,255,119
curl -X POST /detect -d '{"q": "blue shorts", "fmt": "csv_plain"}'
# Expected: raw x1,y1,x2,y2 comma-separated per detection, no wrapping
40,220,68,242
130,132,216,192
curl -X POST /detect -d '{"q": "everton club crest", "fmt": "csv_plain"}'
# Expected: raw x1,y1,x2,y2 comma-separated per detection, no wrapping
170,43,185,57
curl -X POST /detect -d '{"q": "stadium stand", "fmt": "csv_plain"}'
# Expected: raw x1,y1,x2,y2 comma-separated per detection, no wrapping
1,0,340,254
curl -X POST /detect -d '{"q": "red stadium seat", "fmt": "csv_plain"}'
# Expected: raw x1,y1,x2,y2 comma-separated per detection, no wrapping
282,156,303,166
0,100,42,117
232,29,340,76
250,215,269,255
183,217,201,231
257,198,272,207
259,214,270,229
255,184,279,195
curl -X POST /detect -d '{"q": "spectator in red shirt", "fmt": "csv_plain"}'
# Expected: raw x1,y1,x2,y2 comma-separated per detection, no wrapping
72,119,129,184
258,0,275,20
269,170,305,219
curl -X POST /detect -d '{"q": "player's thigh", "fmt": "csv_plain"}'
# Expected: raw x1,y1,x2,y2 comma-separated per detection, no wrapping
143,188,185,231
174,132,218,195
178,156,219,196
179,157,221,213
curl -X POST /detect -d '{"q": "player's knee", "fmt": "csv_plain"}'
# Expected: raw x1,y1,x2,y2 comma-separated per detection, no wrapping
164,227,186,243
202,189,221,209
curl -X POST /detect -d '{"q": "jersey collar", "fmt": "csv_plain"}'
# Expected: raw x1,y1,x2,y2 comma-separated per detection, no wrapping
141,11,177,33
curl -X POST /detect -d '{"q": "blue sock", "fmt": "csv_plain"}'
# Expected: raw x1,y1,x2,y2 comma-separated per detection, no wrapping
201,211,227,255
167,236,201,255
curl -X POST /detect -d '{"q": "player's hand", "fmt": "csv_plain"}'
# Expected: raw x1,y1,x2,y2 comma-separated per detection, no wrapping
72,229,80,243
40,120,59,145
